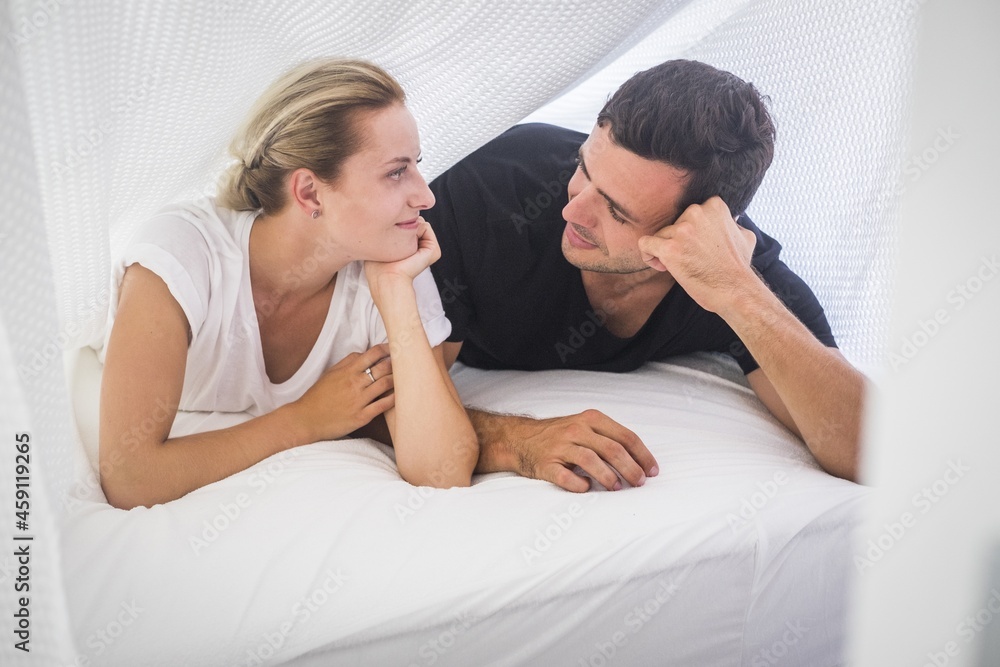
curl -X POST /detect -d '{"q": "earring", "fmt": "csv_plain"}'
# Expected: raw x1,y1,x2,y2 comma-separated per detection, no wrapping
312,210,321,219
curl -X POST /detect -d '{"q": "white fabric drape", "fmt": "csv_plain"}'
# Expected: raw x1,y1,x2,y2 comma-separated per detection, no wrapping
0,0,916,662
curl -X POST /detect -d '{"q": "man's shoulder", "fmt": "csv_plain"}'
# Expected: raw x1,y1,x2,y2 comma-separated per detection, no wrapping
428,124,581,232
739,213,783,271
737,214,835,345
441,123,585,180
483,122,587,155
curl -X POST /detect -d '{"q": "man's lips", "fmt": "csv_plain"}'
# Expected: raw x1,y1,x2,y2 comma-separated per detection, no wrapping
565,223,598,249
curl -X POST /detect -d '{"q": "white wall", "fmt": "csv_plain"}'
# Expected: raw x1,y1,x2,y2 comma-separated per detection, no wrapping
848,0,1000,665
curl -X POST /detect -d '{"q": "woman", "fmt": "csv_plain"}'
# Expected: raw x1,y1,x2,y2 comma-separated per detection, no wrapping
98,59,478,510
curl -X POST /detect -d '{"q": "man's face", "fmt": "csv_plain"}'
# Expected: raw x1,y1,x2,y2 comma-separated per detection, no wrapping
561,122,689,274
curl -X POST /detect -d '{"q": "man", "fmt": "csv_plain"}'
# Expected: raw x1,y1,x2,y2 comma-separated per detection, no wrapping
424,59,865,492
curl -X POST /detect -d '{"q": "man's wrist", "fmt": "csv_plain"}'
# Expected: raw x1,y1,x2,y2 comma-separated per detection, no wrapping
468,409,534,474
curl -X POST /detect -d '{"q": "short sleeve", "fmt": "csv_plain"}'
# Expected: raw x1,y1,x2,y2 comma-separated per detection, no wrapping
729,258,838,374
413,267,453,347
366,267,452,349
717,216,837,374
108,215,213,346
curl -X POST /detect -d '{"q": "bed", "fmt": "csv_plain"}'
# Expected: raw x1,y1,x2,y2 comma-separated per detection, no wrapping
64,346,866,666
0,0,915,665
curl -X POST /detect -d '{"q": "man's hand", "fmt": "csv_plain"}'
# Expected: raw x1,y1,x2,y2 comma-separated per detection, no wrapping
638,198,863,481
637,196,757,315
469,409,659,492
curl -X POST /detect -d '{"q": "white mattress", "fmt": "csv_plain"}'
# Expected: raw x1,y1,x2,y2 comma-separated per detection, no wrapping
64,347,866,666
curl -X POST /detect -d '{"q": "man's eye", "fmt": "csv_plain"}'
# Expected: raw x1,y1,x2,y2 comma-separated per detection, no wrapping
607,202,627,224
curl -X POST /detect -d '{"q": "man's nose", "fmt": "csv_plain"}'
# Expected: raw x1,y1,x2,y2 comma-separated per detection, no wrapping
563,169,593,226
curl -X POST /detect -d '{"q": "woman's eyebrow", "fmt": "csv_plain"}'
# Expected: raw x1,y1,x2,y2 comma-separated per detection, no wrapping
381,151,422,167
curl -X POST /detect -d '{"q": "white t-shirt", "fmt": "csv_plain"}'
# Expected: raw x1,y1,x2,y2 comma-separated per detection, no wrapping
98,196,451,417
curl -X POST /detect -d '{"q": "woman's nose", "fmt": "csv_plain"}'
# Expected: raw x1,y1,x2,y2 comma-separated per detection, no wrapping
411,172,436,211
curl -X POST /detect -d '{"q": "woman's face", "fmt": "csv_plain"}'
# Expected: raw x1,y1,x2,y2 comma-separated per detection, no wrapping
320,103,435,263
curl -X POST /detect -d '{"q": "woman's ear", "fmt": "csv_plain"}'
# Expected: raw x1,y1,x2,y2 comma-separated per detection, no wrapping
288,168,323,217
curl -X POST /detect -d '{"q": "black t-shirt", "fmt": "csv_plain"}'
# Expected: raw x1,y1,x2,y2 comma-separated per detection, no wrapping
425,123,836,374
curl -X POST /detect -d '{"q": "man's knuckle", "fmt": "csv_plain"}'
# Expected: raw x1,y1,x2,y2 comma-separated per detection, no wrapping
605,440,627,458
550,467,568,485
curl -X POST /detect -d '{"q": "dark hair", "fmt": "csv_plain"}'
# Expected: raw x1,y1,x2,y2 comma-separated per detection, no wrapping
596,59,775,219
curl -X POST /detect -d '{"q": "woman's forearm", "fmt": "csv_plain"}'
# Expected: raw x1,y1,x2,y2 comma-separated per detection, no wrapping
373,276,478,487
101,404,312,510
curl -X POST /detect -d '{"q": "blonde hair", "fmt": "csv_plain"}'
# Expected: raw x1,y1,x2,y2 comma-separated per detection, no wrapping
218,58,406,215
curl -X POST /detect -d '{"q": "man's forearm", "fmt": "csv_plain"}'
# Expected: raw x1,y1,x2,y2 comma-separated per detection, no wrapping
466,408,525,474
720,282,866,480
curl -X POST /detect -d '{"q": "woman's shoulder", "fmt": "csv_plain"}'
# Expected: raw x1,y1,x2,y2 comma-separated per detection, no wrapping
137,196,255,250
116,197,256,268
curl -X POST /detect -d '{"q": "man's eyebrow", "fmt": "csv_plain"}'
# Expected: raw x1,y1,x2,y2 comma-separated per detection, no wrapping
577,147,639,223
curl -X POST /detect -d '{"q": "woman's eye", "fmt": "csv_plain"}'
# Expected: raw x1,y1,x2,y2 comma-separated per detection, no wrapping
389,167,406,180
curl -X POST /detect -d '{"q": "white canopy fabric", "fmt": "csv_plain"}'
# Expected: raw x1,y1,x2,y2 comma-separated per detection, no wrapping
0,0,916,664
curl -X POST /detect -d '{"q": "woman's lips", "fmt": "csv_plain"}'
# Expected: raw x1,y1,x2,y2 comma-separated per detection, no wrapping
565,223,597,249
395,218,420,230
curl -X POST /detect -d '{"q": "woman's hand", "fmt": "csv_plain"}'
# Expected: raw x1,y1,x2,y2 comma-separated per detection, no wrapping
289,344,395,443
364,217,441,302
102,264,395,509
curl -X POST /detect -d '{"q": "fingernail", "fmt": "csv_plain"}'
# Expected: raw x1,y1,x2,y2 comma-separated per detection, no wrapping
637,474,646,486
649,465,659,477
613,481,622,491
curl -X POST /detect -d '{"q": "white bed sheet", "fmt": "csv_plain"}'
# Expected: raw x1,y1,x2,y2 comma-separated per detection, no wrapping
63,348,866,666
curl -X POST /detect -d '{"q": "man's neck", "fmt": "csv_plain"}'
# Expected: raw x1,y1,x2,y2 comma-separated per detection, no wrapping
581,266,675,296
580,268,676,338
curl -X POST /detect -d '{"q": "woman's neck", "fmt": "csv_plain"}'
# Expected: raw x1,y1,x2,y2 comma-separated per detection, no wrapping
247,211,350,305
